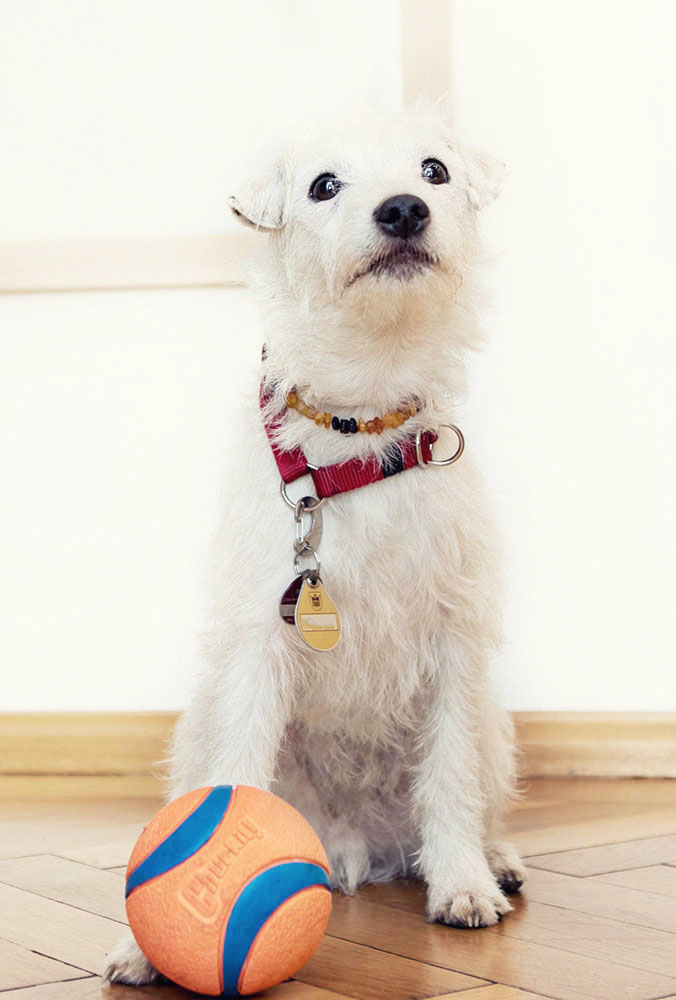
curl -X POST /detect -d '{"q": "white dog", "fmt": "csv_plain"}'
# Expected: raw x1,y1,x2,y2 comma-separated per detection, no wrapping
105,102,524,987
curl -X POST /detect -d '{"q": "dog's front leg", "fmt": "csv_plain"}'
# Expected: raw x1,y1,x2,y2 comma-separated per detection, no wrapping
170,637,291,797
105,643,291,987
414,664,511,929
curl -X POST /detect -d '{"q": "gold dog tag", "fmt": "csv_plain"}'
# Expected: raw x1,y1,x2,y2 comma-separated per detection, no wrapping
294,576,341,652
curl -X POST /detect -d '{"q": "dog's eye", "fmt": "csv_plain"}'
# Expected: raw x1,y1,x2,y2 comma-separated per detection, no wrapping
309,173,341,202
421,159,450,185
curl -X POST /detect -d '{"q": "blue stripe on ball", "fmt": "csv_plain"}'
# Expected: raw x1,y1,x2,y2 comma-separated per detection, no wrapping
125,785,233,898
220,860,330,996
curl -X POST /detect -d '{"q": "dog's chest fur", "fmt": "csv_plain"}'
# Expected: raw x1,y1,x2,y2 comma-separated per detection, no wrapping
209,383,501,740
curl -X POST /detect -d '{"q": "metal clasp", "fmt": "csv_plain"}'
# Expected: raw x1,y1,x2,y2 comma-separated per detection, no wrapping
289,495,322,578
415,424,465,467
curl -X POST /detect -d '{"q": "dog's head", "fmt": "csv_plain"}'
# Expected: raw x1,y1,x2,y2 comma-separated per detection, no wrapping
228,104,505,323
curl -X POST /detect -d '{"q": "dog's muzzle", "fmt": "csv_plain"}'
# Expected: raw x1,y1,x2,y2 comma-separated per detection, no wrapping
347,245,439,287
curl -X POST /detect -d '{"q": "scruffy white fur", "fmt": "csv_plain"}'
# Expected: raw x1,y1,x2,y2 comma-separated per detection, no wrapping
105,103,524,986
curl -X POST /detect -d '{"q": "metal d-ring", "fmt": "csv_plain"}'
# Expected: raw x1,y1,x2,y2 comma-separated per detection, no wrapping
280,477,327,512
415,424,465,467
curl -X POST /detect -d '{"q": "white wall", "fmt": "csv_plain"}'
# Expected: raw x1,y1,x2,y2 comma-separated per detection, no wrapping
0,0,402,240
1,1,675,711
0,288,257,710
454,0,676,709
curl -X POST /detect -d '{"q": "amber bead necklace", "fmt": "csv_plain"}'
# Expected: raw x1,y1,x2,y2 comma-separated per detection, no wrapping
285,390,418,435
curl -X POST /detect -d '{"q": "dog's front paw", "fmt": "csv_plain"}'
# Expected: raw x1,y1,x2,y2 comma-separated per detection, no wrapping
486,840,526,895
103,933,158,987
427,886,512,928
326,830,371,895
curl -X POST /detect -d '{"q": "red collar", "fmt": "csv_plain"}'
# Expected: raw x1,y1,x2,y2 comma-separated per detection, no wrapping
260,380,438,500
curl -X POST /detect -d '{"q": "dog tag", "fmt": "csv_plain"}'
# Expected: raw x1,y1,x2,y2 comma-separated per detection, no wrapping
294,575,341,652
279,574,304,624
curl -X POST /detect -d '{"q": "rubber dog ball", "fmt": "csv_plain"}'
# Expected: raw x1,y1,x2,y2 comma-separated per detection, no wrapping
125,785,331,996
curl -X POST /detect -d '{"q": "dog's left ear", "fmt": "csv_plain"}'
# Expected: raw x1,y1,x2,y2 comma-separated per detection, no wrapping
227,160,287,232
465,151,508,211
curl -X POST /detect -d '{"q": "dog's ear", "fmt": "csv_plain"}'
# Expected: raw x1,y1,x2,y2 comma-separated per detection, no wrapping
227,160,287,232
465,150,507,211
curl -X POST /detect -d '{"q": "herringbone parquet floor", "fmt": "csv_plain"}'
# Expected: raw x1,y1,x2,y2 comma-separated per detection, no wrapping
1,778,675,1000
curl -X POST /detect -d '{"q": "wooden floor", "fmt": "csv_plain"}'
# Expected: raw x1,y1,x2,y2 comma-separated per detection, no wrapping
1,778,676,1000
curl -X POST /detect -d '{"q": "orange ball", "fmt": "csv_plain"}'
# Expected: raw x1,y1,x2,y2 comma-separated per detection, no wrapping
125,785,331,996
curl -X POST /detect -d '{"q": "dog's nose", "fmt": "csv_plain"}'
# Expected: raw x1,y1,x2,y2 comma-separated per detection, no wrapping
374,194,430,239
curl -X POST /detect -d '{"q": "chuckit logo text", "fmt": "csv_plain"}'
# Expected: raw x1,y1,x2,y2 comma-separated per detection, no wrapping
179,816,264,921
